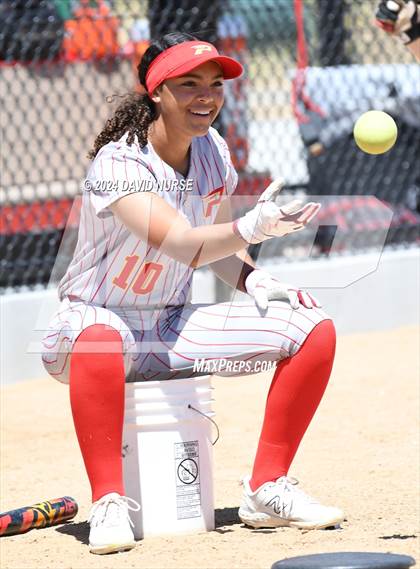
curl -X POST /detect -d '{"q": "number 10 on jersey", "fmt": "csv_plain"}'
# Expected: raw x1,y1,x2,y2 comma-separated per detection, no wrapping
113,256,163,295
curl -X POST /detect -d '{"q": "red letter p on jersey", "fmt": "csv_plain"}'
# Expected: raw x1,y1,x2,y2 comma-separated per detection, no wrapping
203,186,224,218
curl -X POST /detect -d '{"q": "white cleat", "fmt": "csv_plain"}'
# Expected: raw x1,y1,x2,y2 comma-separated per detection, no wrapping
88,492,140,555
238,475,345,530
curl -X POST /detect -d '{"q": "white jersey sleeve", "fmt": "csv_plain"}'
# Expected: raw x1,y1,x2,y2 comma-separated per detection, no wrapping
208,127,238,197
87,138,161,219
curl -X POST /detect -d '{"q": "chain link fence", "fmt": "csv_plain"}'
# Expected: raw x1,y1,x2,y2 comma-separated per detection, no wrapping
1,0,419,289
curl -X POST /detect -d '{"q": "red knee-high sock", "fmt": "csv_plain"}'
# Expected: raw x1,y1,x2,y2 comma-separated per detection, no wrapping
250,319,336,492
69,324,126,502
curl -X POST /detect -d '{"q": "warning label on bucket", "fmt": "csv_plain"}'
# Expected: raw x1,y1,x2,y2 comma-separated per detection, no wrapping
174,441,201,519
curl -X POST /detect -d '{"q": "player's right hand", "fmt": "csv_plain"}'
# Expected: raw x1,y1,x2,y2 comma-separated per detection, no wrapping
233,178,321,245
375,0,420,44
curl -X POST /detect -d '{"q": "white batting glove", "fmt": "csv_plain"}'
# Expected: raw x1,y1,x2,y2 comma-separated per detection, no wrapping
245,269,322,311
233,179,321,245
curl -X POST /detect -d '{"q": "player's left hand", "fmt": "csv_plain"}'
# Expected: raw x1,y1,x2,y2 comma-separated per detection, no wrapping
245,269,322,311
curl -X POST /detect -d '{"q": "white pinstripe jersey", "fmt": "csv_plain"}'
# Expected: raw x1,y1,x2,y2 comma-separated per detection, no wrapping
58,127,238,308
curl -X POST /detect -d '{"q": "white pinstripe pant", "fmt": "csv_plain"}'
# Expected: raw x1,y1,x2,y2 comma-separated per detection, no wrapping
41,297,330,383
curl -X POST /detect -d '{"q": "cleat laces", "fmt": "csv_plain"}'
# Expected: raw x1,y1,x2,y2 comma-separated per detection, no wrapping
88,494,140,529
264,476,319,517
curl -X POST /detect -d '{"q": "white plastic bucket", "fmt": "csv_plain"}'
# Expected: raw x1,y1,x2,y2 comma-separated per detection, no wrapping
122,375,215,539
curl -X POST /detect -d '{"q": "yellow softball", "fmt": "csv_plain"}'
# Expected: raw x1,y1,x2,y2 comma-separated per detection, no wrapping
353,110,398,155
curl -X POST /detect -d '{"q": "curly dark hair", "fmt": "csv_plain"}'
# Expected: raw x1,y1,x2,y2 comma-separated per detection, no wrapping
87,32,198,159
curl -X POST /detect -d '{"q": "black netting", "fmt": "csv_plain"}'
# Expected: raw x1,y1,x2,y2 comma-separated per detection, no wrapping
1,0,419,290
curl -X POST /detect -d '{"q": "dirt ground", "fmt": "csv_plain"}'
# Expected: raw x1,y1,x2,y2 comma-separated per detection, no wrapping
1,326,419,569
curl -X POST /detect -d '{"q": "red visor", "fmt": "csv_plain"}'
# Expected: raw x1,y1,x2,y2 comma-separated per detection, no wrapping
145,41,243,95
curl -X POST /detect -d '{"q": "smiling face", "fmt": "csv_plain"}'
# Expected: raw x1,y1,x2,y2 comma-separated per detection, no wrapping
150,60,225,139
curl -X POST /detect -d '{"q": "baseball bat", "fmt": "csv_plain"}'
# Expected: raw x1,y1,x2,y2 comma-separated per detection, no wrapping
0,496,78,537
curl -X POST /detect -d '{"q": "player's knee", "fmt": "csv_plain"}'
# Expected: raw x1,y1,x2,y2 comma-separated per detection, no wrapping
74,323,122,345
71,324,124,372
306,318,336,363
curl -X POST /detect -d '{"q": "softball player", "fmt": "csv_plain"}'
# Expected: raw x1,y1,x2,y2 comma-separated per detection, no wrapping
42,32,344,555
